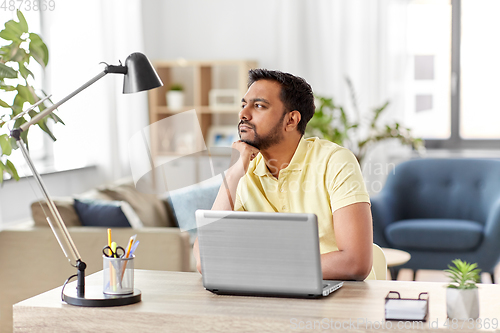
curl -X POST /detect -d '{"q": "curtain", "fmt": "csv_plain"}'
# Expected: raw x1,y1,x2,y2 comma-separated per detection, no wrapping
41,0,147,182
274,0,410,194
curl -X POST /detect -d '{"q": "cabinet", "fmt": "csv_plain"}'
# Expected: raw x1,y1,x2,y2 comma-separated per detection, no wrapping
147,60,257,185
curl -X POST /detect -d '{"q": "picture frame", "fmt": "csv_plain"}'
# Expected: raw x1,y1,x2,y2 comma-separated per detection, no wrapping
207,125,239,147
209,89,241,110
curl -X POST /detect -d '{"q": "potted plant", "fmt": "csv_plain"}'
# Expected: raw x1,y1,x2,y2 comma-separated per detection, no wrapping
305,78,424,165
444,259,481,320
0,10,63,183
166,83,184,111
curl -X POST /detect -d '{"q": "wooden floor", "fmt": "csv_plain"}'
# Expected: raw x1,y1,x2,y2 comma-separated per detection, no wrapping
394,264,500,283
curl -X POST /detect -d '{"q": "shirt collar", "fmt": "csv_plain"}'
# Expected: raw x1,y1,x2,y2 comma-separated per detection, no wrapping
253,137,310,177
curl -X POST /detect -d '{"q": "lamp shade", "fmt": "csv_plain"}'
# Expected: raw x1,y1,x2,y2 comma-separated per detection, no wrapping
123,52,163,94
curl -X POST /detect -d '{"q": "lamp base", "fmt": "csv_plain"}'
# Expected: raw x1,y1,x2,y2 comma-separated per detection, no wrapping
62,286,141,307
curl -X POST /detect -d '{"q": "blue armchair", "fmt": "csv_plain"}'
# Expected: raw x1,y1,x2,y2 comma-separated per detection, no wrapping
371,158,500,282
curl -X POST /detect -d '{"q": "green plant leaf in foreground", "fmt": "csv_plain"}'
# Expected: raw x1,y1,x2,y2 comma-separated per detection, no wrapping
0,134,12,155
0,63,18,79
0,10,62,184
5,159,20,181
16,10,29,33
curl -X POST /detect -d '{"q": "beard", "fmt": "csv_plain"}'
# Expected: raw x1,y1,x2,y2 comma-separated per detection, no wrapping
238,112,287,150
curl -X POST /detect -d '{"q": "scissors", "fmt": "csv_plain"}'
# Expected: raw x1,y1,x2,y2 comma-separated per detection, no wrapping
103,245,125,258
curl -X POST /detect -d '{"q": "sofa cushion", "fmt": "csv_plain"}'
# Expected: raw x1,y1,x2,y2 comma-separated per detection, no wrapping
97,180,172,228
165,177,221,242
31,198,82,227
385,219,483,251
73,198,144,228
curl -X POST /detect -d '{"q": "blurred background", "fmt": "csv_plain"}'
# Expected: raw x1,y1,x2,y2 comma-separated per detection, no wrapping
1,0,499,227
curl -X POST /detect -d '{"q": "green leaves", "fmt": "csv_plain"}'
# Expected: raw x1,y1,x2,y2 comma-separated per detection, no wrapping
305,78,424,164
0,159,20,183
29,33,49,68
0,63,18,79
0,9,62,184
445,259,481,289
0,10,27,43
0,134,12,156
17,10,29,33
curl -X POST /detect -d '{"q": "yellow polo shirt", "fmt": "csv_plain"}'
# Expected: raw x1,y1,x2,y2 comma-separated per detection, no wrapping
234,137,371,255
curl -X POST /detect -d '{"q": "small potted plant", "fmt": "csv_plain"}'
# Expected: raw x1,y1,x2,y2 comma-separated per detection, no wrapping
166,83,184,111
444,259,481,320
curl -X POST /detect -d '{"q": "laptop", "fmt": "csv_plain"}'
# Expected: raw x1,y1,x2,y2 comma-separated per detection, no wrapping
195,210,343,298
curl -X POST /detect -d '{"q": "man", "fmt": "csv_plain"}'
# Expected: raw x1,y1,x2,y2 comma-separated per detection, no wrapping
194,69,373,280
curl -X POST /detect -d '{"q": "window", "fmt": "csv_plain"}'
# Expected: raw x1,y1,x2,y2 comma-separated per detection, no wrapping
405,0,451,140
406,0,500,149
460,0,500,140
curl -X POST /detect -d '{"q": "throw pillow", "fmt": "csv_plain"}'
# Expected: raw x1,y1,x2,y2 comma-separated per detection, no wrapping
73,198,144,228
31,198,82,227
97,179,172,228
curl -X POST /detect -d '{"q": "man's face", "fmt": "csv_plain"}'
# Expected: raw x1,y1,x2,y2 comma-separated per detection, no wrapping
238,80,287,150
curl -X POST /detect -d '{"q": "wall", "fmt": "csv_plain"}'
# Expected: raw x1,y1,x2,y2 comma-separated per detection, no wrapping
141,0,400,196
0,166,104,228
142,1,279,69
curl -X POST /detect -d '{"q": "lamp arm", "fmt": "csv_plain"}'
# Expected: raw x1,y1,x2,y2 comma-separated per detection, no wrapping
19,70,108,132
16,138,87,297
16,138,82,264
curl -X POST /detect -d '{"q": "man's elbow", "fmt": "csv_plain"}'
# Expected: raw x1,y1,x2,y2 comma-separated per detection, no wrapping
350,266,372,281
346,260,372,281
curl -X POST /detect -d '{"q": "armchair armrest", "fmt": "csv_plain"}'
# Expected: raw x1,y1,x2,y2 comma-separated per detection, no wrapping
482,197,500,262
370,192,395,247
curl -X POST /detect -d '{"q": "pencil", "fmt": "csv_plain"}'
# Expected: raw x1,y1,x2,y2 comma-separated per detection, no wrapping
120,236,136,283
107,228,112,247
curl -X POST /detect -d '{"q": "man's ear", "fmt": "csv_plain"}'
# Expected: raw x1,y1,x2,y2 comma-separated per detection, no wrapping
285,110,301,132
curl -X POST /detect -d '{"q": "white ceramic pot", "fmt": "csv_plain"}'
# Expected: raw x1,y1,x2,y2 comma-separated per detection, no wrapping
446,288,479,320
166,91,184,111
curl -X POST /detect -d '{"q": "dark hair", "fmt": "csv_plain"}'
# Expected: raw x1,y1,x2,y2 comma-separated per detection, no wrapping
248,69,315,135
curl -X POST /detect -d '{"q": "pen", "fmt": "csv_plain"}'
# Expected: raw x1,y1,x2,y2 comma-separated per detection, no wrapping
129,241,140,256
120,238,139,283
125,234,137,258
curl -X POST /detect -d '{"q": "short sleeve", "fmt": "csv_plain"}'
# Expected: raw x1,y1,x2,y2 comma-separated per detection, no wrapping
233,177,246,211
327,148,371,212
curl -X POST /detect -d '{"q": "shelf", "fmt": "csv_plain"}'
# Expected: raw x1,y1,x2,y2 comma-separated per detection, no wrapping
147,59,257,184
154,106,240,115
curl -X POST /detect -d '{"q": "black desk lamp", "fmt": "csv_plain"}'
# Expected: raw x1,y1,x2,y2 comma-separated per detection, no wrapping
9,52,163,307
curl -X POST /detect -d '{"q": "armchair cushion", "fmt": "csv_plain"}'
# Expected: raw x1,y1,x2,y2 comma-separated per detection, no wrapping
165,177,221,242
385,219,483,251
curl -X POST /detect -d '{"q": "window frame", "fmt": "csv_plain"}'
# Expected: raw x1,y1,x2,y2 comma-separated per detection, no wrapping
424,0,500,149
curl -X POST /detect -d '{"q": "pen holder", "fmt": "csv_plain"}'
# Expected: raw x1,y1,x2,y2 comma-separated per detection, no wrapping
103,255,134,295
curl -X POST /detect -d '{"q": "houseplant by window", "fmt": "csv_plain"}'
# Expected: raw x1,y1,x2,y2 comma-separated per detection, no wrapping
444,259,481,320
166,83,184,111
305,78,424,165
0,10,63,183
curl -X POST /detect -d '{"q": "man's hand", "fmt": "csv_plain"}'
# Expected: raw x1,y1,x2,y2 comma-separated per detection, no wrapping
229,140,260,177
